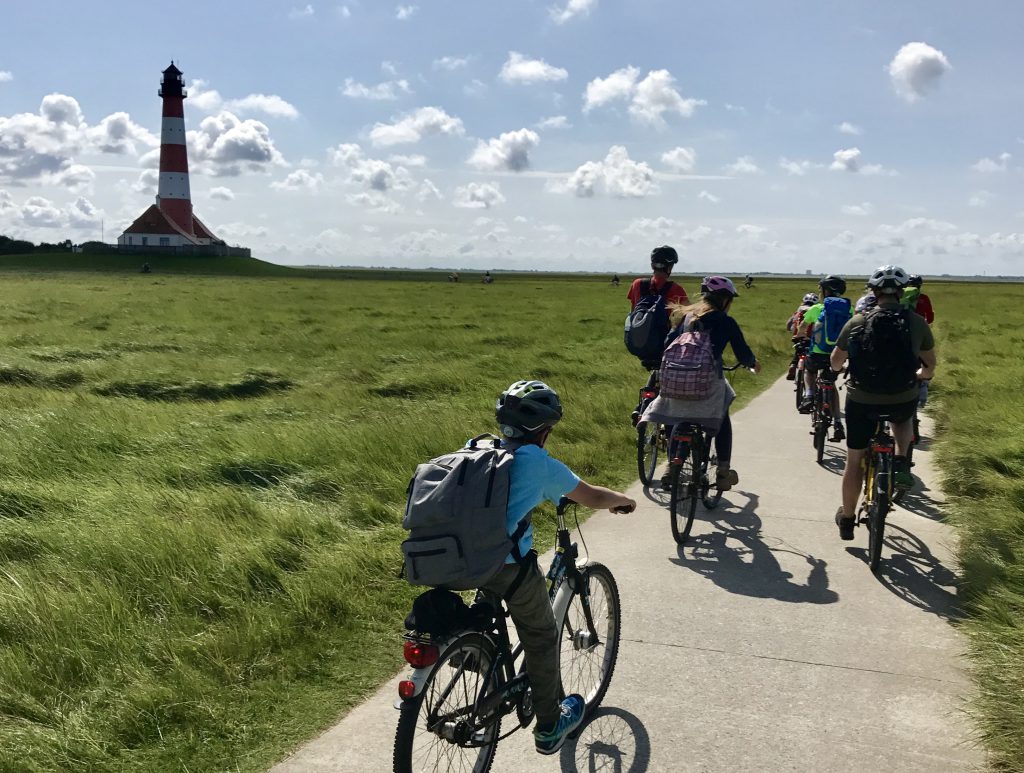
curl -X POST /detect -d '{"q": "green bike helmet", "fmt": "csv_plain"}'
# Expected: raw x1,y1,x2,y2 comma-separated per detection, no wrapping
495,380,563,439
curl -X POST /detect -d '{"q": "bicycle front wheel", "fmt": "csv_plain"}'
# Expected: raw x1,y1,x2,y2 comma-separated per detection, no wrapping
636,421,659,486
813,420,827,465
393,633,500,773
670,441,699,544
557,562,621,718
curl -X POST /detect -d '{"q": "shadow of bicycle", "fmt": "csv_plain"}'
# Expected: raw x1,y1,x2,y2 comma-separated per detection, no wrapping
818,445,846,476
670,491,839,605
846,522,961,619
559,706,651,773
894,481,945,521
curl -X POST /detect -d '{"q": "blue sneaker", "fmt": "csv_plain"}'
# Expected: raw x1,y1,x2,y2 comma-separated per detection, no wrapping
533,694,585,755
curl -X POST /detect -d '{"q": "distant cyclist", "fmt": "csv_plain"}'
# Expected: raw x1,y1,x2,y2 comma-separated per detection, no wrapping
830,266,936,540
626,246,690,422
641,276,761,491
902,274,934,324
744,274,754,289
786,292,818,381
799,276,852,440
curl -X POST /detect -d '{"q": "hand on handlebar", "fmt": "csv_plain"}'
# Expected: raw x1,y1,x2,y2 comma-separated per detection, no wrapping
611,499,636,514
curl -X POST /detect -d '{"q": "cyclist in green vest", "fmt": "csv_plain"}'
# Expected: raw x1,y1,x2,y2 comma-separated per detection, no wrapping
798,276,852,439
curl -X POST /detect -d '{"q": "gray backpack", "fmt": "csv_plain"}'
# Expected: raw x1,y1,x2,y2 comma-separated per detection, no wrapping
401,434,525,590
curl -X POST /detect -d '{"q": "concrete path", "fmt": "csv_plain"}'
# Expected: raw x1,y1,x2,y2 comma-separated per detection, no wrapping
272,377,983,772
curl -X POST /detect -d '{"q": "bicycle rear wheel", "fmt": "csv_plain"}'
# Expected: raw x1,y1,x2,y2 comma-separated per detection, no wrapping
868,466,891,572
794,365,804,411
557,562,621,718
393,633,500,773
636,421,659,486
670,438,699,545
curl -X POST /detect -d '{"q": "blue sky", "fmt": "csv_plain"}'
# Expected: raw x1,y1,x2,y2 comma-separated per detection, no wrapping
1,0,1023,275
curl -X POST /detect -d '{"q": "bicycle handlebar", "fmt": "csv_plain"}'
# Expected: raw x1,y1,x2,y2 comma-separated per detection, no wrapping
557,496,635,515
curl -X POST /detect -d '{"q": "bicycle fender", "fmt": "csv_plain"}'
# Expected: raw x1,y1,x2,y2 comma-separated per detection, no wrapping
394,664,433,709
550,577,576,623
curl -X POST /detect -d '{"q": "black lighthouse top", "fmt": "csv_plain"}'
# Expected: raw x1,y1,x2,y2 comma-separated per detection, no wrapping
159,62,186,98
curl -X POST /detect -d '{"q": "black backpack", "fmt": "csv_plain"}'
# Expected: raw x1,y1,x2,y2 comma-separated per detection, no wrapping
624,280,674,362
848,306,919,394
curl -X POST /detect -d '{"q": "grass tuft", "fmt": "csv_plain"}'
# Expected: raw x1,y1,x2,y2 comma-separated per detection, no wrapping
93,371,293,402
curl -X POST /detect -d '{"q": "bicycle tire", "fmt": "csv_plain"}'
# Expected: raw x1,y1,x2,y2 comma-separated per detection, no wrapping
670,438,699,544
702,451,722,509
556,562,621,719
794,366,804,411
868,468,890,572
393,632,500,773
636,421,659,486
813,420,827,464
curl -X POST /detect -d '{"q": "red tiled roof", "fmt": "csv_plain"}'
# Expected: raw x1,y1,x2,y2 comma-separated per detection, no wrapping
192,214,222,243
122,204,200,242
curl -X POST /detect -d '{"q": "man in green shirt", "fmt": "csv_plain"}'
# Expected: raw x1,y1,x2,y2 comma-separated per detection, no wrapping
830,265,937,540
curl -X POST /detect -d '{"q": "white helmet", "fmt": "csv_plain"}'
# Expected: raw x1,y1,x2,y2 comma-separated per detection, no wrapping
867,265,910,293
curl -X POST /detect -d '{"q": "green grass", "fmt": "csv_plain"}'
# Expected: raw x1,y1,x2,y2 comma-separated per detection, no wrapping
0,269,794,771
926,282,1024,770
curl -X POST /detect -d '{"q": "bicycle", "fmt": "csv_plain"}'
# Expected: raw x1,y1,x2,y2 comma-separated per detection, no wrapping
635,370,667,486
810,368,842,465
858,419,896,572
393,497,629,772
668,363,746,545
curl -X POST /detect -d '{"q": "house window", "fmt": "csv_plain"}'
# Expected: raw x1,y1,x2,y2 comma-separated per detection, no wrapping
141,237,148,246
159,237,170,246
127,236,133,245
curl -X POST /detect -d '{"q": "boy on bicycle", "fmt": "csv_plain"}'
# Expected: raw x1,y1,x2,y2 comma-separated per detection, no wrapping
785,291,818,380
489,379,635,754
799,276,851,443
830,266,936,540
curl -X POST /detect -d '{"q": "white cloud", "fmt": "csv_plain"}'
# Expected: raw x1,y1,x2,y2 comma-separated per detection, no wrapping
271,169,325,192
210,186,235,200
661,146,696,173
499,52,568,85
464,80,488,98
888,42,952,102
388,153,426,167
329,143,412,191
338,5,351,18
381,61,399,77
535,115,571,130
836,121,863,136
347,191,402,214
583,67,703,125
724,156,762,175
453,181,505,209
0,71,12,83
968,190,993,208
21,195,62,227
433,56,469,71
698,190,720,204
724,103,746,113
132,169,159,194
468,128,539,172
778,157,819,176
416,179,442,202
224,94,300,119
550,0,597,24
52,163,95,192
630,70,704,126
830,147,862,173
369,106,465,146
341,78,412,101
188,111,287,176
396,5,418,20
972,152,1011,173
87,112,158,155
289,4,315,19
0,190,15,214
0,94,85,180
187,79,224,112
562,145,657,198
841,202,874,216
66,196,101,228
583,66,639,111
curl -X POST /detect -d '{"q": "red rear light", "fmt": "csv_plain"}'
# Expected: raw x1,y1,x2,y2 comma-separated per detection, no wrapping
641,390,657,399
871,443,894,454
672,436,691,444
403,640,440,668
398,680,416,699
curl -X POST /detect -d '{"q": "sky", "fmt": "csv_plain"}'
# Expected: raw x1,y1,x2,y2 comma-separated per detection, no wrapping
2,0,1023,276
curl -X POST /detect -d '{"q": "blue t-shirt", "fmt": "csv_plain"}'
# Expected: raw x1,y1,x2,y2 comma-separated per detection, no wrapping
503,443,580,563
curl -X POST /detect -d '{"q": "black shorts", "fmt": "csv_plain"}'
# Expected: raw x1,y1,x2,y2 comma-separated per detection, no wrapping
844,397,917,450
805,352,832,372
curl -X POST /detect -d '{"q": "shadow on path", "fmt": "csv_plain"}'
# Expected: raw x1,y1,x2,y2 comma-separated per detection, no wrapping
670,491,839,605
560,706,651,773
846,523,961,619
895,481,945,521
818,445,846,476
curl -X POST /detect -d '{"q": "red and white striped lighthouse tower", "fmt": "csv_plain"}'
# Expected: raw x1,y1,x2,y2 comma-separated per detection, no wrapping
156,62,194,237
119,63,220,249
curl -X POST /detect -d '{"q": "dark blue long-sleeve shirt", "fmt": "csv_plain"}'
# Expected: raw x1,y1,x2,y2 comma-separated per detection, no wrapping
665,310,757,368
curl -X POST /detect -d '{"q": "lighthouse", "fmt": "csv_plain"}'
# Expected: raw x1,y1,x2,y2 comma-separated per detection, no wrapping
119,62,222,250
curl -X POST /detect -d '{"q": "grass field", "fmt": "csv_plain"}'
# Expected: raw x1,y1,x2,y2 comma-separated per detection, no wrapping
925,282,1024,771
0,266,795,771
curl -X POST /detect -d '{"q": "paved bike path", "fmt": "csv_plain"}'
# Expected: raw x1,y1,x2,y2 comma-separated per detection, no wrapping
272,377,982,772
